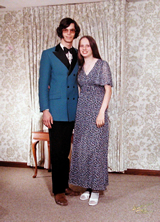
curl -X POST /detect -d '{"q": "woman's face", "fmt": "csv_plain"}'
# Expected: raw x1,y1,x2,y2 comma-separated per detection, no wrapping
79,38,93,58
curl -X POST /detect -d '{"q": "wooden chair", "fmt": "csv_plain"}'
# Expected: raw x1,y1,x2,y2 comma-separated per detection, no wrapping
32,130,73,178
32,131,50,178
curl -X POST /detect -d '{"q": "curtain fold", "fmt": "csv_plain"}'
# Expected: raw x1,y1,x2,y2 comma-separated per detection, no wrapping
23,0,127,171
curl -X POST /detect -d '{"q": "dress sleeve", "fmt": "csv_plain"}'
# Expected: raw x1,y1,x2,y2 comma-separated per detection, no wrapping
95,60,113,87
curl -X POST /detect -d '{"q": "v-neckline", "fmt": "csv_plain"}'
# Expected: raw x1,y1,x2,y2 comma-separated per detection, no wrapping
83,59,99,76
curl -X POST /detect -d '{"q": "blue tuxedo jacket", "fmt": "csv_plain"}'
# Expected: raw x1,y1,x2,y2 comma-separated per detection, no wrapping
39,44,79,122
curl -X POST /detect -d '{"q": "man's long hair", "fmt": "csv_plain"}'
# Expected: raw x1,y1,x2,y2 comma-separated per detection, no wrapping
78,36,101,70
56,17,80,39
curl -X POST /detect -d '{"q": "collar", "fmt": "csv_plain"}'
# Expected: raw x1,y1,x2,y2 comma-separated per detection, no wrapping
60,43,73,51
60,43,64,50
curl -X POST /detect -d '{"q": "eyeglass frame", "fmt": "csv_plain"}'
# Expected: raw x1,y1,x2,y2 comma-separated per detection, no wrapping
62,28,76,34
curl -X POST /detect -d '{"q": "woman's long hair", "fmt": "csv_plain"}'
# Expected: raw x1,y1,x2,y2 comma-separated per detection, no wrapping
78,36,101,71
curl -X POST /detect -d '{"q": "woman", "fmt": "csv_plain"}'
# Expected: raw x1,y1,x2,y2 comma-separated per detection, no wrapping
69,36,112,206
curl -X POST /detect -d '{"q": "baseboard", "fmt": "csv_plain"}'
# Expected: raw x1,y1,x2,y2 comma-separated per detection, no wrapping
0,161,46,169
124,169,160,176
0,161,160,176
0,161,29,168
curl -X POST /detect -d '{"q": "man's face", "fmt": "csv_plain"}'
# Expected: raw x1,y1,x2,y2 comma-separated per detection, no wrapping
62,23,75,44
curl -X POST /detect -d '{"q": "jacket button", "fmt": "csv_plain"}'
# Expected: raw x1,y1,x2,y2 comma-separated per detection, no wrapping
67,98,69,100
73,86,75,88
67,86,69,88
73,98,75,100
73,74,75,76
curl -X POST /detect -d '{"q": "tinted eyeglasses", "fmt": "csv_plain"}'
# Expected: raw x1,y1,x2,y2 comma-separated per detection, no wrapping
62,28,76,34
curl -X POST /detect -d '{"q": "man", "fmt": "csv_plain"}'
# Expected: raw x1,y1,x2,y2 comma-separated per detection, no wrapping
39,18,80,206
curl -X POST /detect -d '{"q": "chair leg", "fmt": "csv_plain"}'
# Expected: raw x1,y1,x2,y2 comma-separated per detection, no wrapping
32,141,39,178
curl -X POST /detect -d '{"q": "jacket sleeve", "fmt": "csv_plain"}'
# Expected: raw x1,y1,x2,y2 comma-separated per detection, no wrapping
39,50,51,112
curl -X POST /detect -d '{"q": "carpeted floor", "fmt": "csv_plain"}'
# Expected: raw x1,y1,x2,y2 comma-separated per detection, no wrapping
0,166,160,222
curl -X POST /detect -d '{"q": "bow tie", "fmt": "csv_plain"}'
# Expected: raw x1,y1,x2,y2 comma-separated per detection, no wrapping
64,47,73,54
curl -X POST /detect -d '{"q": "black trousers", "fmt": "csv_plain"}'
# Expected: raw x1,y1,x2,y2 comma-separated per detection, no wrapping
49,121,74,195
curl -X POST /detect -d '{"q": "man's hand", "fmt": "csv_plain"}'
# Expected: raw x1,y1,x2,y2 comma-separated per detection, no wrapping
42,110,53,129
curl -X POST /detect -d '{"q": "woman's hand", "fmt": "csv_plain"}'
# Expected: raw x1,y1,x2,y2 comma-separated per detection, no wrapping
96,85,112,128
96,112,105,128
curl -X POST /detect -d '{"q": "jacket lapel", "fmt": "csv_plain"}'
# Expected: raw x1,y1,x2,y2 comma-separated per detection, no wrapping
53,44,78,75
53,44,70,69
68,48,77,76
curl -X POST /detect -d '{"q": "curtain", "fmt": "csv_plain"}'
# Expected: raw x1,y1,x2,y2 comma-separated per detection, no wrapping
23,0,127,171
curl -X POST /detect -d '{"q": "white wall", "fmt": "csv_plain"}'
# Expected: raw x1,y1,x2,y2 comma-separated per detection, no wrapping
0,11,31,162
124,0,160,169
